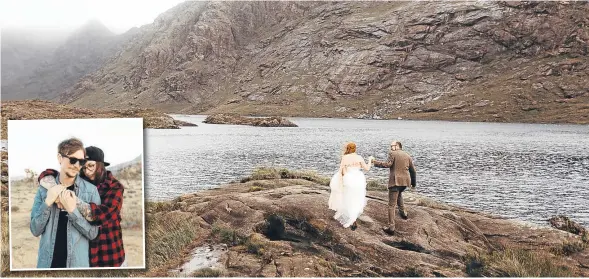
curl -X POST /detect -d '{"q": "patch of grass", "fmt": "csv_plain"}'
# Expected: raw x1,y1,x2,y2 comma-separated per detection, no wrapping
146,199,182,213
552,240,587,256
273,205,314,224
211,223,266,255
317,258,340,277
212,226,237,244
400,266,428,277
146,201,171,212
1,210,9,276
145,212,201,269
583,232,588,243
241,168,281,182
191,267,222,277
0,188,6,198
248,186,264,192
366,180,386,191
241,167,330,186
211,222,244,245
416,197,450,210
464,248,574,277
245,238,265,255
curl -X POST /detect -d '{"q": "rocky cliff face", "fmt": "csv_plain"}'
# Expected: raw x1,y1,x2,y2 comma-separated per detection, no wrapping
59,1,319,111
39,2,589,123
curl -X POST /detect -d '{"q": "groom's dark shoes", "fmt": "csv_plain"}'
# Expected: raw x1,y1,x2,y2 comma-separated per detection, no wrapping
382,226,395,235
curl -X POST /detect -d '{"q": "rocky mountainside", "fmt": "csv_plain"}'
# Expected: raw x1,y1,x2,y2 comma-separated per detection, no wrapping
59,1,320,112
1,20,126,100
4,2,586,124
59,1,589,124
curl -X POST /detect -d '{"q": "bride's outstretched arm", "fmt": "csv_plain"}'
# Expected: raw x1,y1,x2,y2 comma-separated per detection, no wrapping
360,156,372,171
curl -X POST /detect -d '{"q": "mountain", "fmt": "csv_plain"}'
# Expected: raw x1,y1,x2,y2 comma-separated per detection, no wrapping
1,28,67,95
8,1,589,123
59,1,319,112
108,155,142,175
1,20,124,100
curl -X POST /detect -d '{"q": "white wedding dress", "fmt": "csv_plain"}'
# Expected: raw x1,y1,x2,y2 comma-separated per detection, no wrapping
328,167,367,228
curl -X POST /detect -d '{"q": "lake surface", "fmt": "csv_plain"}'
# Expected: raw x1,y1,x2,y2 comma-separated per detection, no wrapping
144,116,589,227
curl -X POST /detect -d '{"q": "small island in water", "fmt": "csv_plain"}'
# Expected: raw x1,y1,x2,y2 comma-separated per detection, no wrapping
203,113,298,127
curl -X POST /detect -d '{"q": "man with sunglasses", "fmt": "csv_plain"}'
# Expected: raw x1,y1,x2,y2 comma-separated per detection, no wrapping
38,146,128,267
30,138,101,268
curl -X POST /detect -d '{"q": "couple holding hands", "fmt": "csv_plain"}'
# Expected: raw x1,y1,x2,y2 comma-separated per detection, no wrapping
328,141,417,235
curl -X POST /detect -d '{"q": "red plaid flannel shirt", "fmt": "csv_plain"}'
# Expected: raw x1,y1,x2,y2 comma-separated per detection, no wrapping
39,169,126,267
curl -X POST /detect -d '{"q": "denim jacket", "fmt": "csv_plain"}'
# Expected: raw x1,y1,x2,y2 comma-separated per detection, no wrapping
30,173,101,268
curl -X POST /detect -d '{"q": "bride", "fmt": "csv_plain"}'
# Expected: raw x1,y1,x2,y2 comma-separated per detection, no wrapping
328,142,373,230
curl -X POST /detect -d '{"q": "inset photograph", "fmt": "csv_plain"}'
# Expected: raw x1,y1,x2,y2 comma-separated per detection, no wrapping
7,118,145,270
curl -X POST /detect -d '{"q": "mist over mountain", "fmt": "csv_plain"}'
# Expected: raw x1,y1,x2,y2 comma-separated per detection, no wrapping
2,20,123,100
3,1,588,123
1,28,69,95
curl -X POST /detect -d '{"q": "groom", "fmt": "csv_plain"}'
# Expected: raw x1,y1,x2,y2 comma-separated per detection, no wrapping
372,141,416,235
30,138,100,268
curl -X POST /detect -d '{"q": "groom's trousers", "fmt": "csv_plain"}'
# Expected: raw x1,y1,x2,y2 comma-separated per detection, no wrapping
388,186,407,230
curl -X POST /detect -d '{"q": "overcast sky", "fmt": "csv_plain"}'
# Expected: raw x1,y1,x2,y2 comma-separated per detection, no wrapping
1,0,187,34
7,118,143,178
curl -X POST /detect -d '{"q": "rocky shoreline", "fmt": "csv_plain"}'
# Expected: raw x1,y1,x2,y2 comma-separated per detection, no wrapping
0,100,197,139
202,102,589,125
203,113,298,127
1,167,588,277
145,168,589,277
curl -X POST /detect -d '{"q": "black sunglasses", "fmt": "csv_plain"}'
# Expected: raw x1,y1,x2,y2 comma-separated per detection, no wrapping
60,153,87,166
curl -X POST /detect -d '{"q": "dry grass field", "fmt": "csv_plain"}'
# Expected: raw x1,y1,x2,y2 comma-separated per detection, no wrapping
8,167,144,270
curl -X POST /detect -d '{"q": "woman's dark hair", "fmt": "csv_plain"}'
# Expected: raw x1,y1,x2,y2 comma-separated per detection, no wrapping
81,162,107,185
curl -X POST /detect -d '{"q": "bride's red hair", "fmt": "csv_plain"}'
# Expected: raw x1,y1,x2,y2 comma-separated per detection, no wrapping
344,142,357,155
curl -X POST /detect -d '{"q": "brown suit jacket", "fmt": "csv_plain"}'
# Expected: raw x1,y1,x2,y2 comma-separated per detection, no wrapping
374,150,416,187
